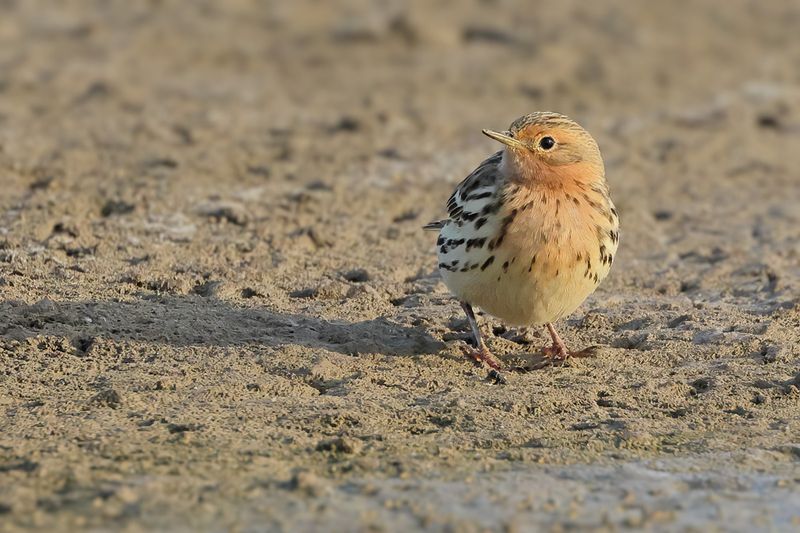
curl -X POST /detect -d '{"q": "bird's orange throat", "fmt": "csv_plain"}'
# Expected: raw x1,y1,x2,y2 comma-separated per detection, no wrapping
501,149,611,233
503,149,604,189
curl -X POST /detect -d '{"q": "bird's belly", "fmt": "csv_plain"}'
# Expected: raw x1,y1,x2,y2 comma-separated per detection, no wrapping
441,257,598,326
437,219,611,325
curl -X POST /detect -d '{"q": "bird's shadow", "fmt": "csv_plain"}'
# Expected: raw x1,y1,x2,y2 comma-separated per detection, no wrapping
0,295,445,357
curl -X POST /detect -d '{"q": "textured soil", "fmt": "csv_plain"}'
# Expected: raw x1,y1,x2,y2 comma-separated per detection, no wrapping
2,1,800,531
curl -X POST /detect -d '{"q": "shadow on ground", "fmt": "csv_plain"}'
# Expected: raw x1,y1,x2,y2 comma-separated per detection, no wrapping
0,296,445,357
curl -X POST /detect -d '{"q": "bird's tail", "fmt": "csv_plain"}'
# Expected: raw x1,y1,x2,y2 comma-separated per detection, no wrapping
422,220,445,231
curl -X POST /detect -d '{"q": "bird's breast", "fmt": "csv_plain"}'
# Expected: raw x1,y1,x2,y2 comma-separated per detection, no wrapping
438,179,618,325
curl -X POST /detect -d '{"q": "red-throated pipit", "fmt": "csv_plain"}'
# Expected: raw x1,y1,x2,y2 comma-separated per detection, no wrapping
425,112,619,370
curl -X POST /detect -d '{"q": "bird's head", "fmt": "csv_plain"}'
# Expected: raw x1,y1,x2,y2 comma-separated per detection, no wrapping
483,112,604,184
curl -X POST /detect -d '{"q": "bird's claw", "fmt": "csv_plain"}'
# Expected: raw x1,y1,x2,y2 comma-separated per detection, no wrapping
541,344,599,366
460,343,503,370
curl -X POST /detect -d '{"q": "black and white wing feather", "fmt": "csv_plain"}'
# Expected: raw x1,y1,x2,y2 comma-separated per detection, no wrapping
423,151,503,231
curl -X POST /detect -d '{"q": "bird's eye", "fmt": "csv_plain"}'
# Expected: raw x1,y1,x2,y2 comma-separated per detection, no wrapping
539,136,555,150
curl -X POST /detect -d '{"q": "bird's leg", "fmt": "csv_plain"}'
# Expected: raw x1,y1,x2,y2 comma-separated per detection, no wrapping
459,302,503,370
543,323,570,362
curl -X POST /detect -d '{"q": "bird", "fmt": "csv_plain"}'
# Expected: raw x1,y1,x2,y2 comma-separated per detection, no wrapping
424,112,618,370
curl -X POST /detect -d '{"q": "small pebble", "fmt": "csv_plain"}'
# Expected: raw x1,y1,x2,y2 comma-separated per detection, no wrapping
487,369,507,385
343,269,370,283
89,389,122,409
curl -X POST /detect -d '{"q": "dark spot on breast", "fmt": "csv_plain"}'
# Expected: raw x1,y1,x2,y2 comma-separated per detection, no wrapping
528,255,537,272
488,209,517,251
502,261,509,272
437,236,445,246
522,201,532,210
474,218,488,230
572,196,580,206
480,256,495,271
438,262,457,272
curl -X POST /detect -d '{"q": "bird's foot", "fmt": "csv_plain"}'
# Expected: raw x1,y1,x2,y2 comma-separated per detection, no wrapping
541,343,569,364
541,344,600,366
460,343,503,370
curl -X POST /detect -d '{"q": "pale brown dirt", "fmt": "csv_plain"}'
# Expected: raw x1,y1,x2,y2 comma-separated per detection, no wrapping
1,1,800,531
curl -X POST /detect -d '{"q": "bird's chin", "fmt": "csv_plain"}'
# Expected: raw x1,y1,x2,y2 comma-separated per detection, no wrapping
508,149,558,185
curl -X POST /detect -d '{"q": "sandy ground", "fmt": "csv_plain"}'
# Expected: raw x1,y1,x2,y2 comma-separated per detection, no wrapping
1,0,800,531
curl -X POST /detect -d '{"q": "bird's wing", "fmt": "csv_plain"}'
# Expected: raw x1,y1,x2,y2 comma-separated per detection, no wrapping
422,151,503,231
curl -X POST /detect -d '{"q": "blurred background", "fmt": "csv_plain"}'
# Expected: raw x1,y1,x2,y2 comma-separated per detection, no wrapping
2,1,800,530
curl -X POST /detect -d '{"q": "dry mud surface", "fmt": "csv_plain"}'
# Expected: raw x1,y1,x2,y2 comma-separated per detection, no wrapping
2,1,800,531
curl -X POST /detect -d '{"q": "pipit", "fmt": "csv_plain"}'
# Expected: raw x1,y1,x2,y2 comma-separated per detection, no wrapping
425,112,618,370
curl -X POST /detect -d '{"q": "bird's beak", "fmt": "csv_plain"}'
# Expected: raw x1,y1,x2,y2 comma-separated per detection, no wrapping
482,129,527,150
